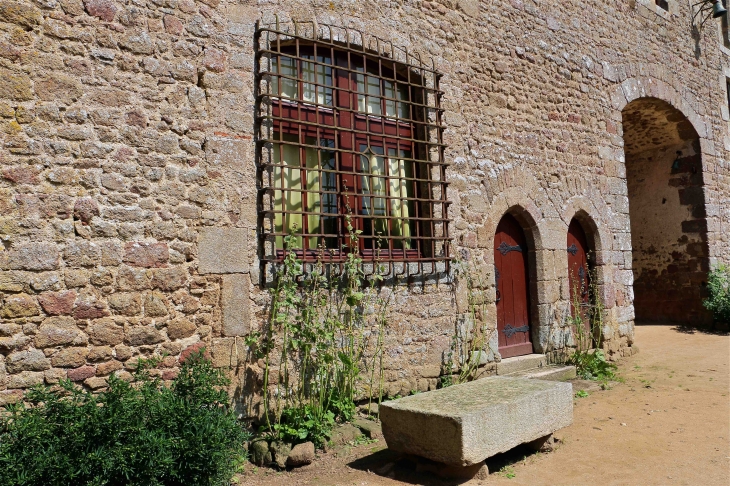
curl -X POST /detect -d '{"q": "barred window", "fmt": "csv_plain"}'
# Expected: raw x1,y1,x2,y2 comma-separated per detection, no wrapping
256,21,450,273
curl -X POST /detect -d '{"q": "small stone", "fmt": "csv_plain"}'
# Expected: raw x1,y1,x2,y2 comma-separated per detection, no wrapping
88,346,113,362
126,326,164,346
96,360,122,375
353,418,382,439
163,14,183,35
44,368,68,384
330,423,362,445
1,293,39,318
286,442,315,467
38,290,76,316
203,47,226,73
167,318,196,340
114,344,132,361
0,1,42,28
83,0,116,21
84,376,108,389
144,291,168,317
8,371,44,389
151,266,188,291
67,365,96,381
35,316,88,348
8,242,60,271
108,293,143,316
89,318,124,346
73,198,100,224
51,347,89,368
250,439,271,466
7,349,51,373
270,440,292,469
123,242,168,268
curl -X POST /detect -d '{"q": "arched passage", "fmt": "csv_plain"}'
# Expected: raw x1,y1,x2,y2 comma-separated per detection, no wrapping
622,97,711,325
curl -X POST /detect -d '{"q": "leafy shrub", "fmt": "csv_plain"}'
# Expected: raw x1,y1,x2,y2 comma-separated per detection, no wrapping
0,352,249,486
568,349,617,381
704,264,730,324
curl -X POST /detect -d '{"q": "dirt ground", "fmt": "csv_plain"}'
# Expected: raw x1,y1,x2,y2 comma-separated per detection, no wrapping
236,325,730,486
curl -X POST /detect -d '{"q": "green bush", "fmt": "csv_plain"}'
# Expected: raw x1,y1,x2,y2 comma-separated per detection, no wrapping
704,264,730,324
0,351,249,486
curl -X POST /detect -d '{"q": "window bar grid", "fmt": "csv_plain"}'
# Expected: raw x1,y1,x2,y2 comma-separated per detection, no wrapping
255,19,451,276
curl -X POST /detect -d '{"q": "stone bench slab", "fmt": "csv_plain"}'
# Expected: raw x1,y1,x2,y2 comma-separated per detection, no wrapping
380,376,573,466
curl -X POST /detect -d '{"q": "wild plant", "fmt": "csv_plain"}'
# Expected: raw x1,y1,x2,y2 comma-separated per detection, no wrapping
566,266,617,382
259,213,390,447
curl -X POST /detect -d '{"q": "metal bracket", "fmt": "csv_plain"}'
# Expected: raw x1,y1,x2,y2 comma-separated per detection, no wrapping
498,241,524,255
503,324,529,338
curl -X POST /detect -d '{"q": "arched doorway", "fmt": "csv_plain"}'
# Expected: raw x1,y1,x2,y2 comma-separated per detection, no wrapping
622,98,711,325
494,214,533,358
567,218,592,341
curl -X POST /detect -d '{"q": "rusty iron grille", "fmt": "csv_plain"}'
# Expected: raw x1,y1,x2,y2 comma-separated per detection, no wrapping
255,19,451,275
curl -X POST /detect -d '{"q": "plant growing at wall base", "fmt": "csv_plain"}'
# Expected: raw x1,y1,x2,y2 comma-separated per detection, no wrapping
0,351,249,486
703,263,730,324
259,214,390,448
566,266,618,382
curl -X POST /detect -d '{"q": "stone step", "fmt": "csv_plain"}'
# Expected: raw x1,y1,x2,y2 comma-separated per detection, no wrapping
509,364,577,382
496,354,547,375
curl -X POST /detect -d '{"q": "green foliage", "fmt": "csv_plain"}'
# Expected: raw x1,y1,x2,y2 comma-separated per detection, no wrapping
0,352,249,486
574,390,589,398
259,213,390,448
703,264,730,324
568,349,617,381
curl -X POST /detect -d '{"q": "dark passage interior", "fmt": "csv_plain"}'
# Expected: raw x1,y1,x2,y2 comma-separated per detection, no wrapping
622,98,711,325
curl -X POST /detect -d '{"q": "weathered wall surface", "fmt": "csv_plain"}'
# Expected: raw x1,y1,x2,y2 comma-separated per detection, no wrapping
0,0,727,408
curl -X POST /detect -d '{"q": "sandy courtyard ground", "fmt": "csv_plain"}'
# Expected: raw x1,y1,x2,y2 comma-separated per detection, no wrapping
237,325,730,486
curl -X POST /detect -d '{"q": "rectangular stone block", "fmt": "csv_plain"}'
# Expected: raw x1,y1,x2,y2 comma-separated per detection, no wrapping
380,377,573,466
222,274,250,337
198,227,248,274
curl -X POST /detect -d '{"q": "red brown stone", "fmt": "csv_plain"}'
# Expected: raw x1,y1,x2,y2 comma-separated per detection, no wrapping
123,242,168,268
179,342,210,364
83,0,116,22
163,15,183,35
2,165,39,184
67,365,96,381
38,290,76,316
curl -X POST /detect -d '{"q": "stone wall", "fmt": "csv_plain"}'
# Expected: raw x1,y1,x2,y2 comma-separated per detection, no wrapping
0,0,728,409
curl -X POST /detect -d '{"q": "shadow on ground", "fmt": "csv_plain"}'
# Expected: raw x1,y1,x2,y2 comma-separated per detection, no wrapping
347,443,542,485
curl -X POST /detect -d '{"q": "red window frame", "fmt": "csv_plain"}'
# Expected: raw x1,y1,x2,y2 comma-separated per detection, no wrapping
269,45,423,261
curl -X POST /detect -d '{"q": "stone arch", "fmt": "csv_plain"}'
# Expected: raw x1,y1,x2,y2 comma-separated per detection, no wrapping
484,186,557,355
617,88,712,325
560,195,612,265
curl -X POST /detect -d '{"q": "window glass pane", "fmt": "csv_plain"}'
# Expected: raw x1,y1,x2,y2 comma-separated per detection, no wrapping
361,145,387,247
272,56,297,100
273,132,302,249
302,54,333,106
387,148,414,249
356,69,382,115
304,137,338,249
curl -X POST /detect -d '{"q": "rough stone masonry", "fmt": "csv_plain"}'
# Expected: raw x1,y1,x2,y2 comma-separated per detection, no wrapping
0,0,728,413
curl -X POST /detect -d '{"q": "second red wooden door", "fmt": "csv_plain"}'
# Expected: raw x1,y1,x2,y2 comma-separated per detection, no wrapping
567,218,591,338
494,214,533,359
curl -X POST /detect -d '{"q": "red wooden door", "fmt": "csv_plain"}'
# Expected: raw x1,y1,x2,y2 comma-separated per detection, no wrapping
494,214,533,358
567,218,591,339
